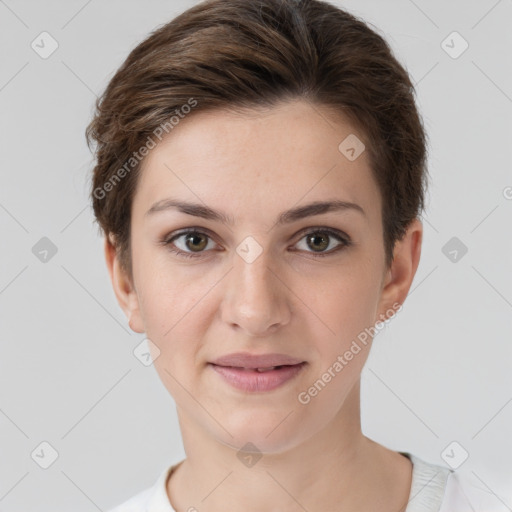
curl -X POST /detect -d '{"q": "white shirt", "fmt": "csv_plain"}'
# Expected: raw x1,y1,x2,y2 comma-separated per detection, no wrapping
107,452,507,511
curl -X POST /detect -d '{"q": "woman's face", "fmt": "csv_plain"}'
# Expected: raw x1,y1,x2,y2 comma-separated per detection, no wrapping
109,99,417,453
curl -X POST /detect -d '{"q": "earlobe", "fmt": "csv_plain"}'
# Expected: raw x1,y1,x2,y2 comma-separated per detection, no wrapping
104,236,145,333
375,218,423,323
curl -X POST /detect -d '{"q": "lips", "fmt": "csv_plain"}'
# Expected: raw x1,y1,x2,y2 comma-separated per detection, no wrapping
208,352,306,392
210,352,304,369
217,365,294,372
210,363,306,392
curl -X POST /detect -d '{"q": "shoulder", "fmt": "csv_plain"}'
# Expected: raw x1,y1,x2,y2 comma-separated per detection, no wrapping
402,452,509,512
440,471,510,512
105,462,180,512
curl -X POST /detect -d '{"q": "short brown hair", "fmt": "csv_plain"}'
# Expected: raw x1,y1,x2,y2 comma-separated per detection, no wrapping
86,0,429,279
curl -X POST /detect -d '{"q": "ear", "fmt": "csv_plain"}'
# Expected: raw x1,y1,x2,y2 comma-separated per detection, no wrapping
104,235,145,333
375,218,423,324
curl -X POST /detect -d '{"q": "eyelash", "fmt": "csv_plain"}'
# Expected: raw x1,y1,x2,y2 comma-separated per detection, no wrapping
160,227,352,260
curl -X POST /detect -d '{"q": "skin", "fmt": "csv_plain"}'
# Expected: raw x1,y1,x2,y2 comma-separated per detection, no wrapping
105,99,422,512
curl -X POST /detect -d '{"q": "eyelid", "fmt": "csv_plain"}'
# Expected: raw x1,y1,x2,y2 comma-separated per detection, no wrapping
290,227,351,257
293,226,350,242
161,226,352,258
162,227,222,258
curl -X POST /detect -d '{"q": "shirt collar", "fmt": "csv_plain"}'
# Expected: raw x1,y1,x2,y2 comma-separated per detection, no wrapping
144,454,452,511
400,452,453,511
145,460,184,511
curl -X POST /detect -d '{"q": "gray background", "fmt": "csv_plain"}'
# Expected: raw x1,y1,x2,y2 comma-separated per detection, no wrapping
1,0,511,510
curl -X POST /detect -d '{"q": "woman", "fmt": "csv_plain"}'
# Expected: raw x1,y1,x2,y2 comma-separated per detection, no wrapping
86,0,499,510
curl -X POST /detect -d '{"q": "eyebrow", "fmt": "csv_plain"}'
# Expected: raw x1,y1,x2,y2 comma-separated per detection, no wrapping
145,198,366,225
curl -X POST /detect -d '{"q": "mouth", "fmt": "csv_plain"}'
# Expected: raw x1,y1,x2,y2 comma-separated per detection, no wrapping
214,364,297,372
208,362,307,392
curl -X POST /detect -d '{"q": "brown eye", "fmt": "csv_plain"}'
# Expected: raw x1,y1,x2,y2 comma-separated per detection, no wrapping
306,233,330,252
294,228,351,257
163,230,217,258
184,232,208,252
163,227,351,260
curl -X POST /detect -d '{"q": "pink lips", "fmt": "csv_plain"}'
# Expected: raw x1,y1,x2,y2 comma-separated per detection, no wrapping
209,352,306,392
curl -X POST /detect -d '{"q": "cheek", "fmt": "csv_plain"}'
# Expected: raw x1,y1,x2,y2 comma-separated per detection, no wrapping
312,266,382,342
298,284,376,413
139,272,207,396
134,263,207,355
134,242,200,325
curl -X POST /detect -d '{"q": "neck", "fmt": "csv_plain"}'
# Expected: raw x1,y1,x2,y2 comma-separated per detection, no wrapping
167,380,412,512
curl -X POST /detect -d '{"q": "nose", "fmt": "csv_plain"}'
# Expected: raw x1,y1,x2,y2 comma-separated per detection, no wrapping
220,248,292,337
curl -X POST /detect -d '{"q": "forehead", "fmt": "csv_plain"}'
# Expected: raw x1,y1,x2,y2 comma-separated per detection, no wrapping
134,100,381,226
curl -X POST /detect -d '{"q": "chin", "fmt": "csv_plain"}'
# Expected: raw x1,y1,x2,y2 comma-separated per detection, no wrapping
213,410,308,455
221,432,302,457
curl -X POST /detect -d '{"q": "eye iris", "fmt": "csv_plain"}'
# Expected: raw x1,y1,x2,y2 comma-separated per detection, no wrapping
186,233,208,252
307,233,329,252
